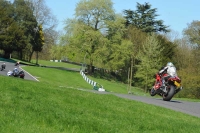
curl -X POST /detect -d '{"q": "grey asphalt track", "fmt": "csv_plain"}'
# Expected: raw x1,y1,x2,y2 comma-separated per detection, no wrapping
79,86,200,118
1,61,200,118
0,61,38,81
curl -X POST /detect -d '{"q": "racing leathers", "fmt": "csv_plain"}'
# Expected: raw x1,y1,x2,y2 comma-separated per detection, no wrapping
158,65,177,87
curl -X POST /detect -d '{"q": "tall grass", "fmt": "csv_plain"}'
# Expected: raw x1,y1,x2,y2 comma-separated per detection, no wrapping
0,66,200,133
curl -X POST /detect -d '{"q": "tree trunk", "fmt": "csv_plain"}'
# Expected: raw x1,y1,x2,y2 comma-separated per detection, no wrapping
19,50,23,60
28,50,34,62
127,67,130,93
3,50,12,59
145,71,147,93
89,62,93,74
36,51,39,65
129,57,133,93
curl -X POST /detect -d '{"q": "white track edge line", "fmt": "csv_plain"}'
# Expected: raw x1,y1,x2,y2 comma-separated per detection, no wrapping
19,66,39,82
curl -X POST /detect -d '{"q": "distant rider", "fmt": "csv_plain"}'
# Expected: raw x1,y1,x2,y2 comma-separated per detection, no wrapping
15,61,20,66
1,63,6,71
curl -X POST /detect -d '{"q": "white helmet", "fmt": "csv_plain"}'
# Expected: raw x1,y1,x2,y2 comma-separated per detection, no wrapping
14,68,17,70
166,62,174,67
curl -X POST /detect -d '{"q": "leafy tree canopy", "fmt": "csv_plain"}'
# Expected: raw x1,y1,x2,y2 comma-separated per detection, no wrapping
123,2,169,33
75,0,115,30
183,20,200,48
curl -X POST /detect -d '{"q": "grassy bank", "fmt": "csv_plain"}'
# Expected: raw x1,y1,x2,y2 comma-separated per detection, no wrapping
22,66,146,95
21,66,91,89
22,66,197,101
0,66,200,133
11,58,81,69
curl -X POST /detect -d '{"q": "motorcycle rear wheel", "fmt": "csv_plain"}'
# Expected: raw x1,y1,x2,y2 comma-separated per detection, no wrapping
163,85,175,101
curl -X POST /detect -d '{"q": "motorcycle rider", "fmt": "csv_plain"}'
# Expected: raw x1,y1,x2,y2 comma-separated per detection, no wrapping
158,62,177,89
1,63,6,71
15,61,20,66
13,68,19,76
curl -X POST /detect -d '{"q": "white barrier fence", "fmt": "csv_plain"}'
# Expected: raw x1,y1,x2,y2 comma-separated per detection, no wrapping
80,70,105,92
50,60,62,62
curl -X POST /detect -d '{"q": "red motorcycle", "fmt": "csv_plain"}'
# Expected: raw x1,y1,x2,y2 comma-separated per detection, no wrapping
7,69,25,79
150,73,182,101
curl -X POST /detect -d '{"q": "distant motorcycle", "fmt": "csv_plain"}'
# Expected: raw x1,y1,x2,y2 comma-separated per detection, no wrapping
1,63,6,71
15,61,20,66
150,73,182,101
7,69,25,79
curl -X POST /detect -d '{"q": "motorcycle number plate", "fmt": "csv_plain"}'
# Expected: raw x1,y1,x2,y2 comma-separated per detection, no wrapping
174,81,181,87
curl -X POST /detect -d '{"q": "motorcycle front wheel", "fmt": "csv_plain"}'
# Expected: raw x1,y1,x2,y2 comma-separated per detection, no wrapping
163,85,175,101
150,87,157,96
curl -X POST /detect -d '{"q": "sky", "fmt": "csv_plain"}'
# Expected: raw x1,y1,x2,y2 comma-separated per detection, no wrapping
46,0,200,37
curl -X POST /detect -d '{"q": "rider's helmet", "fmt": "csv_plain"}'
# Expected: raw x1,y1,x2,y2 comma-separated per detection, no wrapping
166,62,174,67
14,68,18,70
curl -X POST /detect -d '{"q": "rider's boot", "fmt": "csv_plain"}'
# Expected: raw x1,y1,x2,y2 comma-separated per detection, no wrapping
175,86,183,94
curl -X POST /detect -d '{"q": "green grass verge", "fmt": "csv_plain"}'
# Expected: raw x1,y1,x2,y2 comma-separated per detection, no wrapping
11,58,81,69
31,59,81,69
3,57,200,102
1,73,200,133
21,66,200,102
87,75,147,95
22,66,146,95
22,66,92,89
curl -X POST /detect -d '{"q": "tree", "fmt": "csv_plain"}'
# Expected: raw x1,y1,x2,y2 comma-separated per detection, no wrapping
172,38,193,69
123,2,169,33
28,0,57,29
28,0,58,61
180,20,200,98
172,38,196,98
34,24,45,64
13,0,38,60
121,26,147,91
67,22,109,73
41,28,59,60
75,0,115,30
135,34,163,92
49,44,63,61
63,0,115,74
183,20,200,76
0,0,15,58
0,0,28,58
156,34,177,65
183,20,200,48
101,14,127,70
